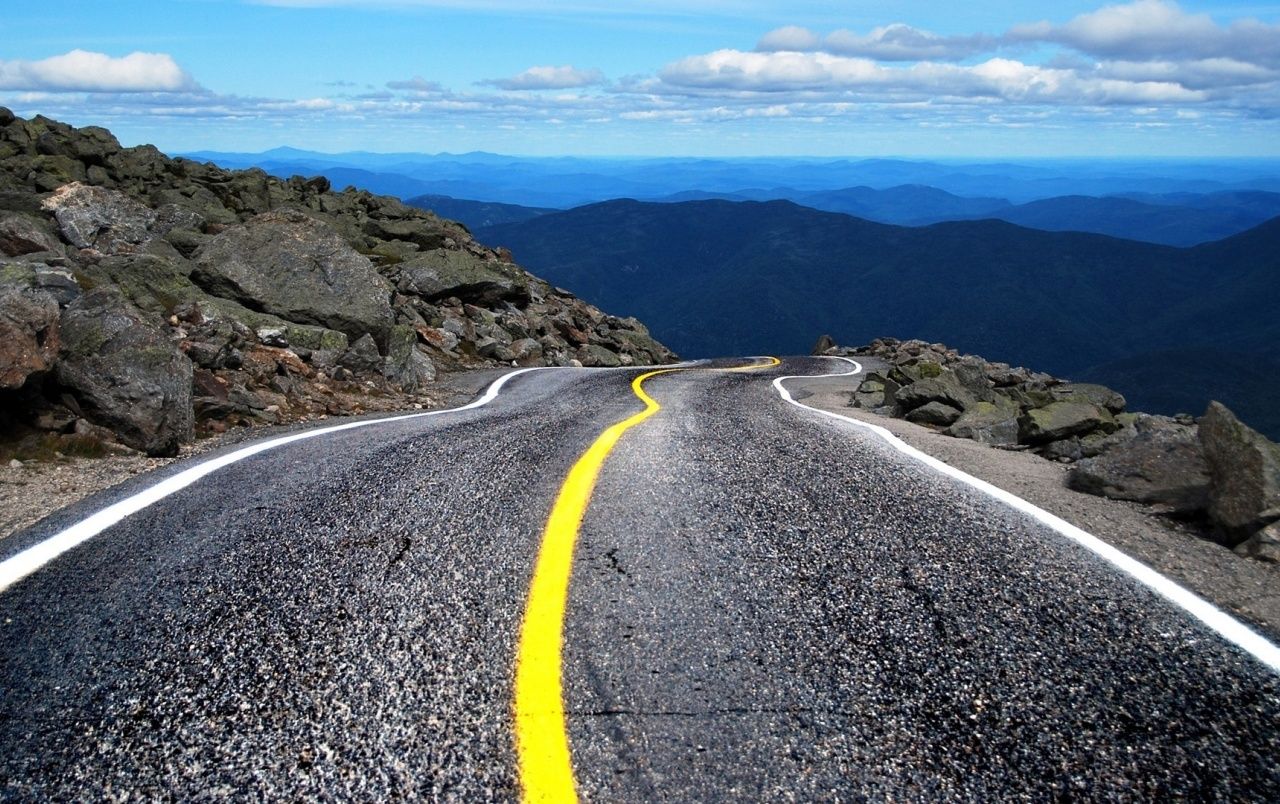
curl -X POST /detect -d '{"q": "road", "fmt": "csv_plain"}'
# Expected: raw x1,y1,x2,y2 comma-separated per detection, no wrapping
1,357,1277,800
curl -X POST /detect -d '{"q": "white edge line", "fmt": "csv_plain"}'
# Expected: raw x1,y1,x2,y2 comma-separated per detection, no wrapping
774,355,1280,675
0,365,571,595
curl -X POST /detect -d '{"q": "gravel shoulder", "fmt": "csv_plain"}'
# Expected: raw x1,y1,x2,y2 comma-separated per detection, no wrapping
789,369,1280,641
0,367,507,544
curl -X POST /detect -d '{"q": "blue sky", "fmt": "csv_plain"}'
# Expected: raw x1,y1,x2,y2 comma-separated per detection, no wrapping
1,1,1278,156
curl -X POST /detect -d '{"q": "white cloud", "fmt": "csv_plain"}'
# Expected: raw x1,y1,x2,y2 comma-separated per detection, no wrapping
658,49,1205,105
756,26,822,52
0,50,198,93
1010,0,1280,66
478,65,606,90
758,24,994,62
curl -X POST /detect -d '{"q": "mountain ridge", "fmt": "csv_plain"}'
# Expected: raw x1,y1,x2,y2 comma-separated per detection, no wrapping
477,198,1280,437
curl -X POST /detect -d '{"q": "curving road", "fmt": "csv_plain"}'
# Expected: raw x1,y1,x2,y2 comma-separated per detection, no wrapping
1,357,1277,800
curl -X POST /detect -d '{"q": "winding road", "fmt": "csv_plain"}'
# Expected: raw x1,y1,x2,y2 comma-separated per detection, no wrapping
1,357,1278,800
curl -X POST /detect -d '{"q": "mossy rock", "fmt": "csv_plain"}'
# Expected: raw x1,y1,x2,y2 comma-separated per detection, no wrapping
87,254,201,315
1019,401,1118,445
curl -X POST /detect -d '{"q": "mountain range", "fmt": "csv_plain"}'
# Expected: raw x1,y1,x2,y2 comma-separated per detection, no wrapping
474,199,1280,438
184,146,1280,246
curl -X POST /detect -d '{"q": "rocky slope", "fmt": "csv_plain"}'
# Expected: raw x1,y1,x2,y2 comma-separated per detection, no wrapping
0,110,675,458
820,336,1280,563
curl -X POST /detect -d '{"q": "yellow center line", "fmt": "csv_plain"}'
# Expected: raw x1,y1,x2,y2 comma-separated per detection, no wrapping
513,356,779,803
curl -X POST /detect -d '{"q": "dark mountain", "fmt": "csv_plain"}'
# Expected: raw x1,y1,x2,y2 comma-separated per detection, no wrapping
478,200,1280,437
405,194,554,229
954,194,1280,247
647,186,1280,246
790,184,1011,224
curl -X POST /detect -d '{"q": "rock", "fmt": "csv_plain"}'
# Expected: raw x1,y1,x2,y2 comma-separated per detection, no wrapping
575,344,622,368
1199,401,1280,544
383,324,435,391
950,358,999,402
88,253,200,315
905,400,962,426
0,286,60,388
985,363,1031,387
193,209,395,342
509,337,543,366
945,399,1021,446
56,288,193,456
398,248,531,306
338,333,383,375
1067,421,1209,514
1235,521,1280,563
0,212,61,256
1050,383,1127,414
40,182,156,254
1018,401,1118,445
30,264,81,306
811,334,836,355
894,374,974,413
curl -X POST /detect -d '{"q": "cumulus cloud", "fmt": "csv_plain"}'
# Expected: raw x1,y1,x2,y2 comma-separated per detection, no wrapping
1010,0,1280,66
758,24,994,62
658,49,1205,105
0,50,198,93
478,65,605,91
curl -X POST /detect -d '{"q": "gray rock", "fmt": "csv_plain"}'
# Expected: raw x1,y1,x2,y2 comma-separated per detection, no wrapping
895,374,974,412
811,334,836,355
399,248,531,306
575,344,622,368
0,212,61,256
193,210,394,342
1234,521,1280,563
945,399,1021,446
0,286,59,388
1068,421,1209,514
1199,401,1280,544
56,288,193,456
1018,401,1118,445
905,400,962,426
40,182,156,253
383,324,435,391
338,333,383,375
31,264,80,306
1051,383,1127,414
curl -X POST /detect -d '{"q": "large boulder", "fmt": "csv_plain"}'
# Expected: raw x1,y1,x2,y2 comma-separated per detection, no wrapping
57,288,193,456
1067,417,1209,514
894,373,974,413
1018,401,1118,445
1199,401,1280,544
383,324,435,391
192,209,394,342
1050,383,1127,414
945,399,1021,446
0,286,59,388
0,211,61,256
398,248,531,306
40,182,156,254
905,400,962,426
575,344,623,368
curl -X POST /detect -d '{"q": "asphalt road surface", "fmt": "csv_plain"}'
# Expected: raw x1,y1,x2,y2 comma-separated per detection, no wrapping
1,357,1277,800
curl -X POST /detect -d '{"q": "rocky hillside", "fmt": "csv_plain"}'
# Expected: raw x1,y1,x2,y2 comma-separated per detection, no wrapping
822,336,1280,564
0,110,675,458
